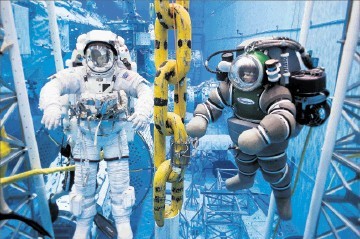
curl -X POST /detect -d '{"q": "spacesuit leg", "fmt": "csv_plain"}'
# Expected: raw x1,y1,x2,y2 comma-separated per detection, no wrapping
71,133,100,239
225,149,259,191
104,130,134,239
257,145,292,220
71,163,98,239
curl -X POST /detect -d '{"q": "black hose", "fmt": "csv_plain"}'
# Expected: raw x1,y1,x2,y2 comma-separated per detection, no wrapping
246,37,314,69
0,212,52,238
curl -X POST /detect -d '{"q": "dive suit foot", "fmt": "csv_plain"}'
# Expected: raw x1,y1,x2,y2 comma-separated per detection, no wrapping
225,173,255,191
275,196,292,220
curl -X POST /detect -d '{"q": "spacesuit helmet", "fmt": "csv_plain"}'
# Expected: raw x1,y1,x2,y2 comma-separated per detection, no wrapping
76,30,126,73
84,42,116,73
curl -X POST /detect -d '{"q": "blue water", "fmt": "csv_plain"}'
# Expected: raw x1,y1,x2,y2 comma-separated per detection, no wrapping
1,1,359,239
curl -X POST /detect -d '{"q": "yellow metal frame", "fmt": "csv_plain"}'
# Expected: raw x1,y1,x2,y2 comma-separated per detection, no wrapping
153,0,192,227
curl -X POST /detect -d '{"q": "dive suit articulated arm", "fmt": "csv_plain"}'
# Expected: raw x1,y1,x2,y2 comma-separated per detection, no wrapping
194,81,231,123
258,99,297,144
258,85,297,143
186,81,231,138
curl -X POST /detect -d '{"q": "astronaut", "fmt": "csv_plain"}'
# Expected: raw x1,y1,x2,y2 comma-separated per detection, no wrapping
186,37,329,220
39,30,153,239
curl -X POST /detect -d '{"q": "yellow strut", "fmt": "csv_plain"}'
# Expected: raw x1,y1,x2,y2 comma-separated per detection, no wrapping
153,0,191,227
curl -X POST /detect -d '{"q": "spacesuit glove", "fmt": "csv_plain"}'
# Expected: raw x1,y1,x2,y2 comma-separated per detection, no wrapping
185,116,208,138
127,112,149,131
41,105,62,130
238,128,268,155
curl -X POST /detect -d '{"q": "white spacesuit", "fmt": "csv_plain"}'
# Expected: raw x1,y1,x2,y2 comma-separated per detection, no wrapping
39,30,153,239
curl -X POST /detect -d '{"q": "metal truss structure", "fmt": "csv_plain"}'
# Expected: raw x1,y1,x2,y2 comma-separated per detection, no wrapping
0,1,54,238
304,1,360,238
201,169,251,239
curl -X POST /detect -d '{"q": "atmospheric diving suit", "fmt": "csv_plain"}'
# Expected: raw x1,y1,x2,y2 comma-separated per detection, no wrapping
39,30,153,239
186,37,330,220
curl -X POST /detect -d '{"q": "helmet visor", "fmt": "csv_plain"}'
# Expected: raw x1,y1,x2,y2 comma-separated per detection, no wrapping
229,55,262,91
85,43,115,73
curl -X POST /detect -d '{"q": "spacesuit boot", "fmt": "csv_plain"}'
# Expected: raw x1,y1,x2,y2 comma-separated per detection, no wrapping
107,159,135,239
115,221,133,239
72,217,93,239
226,150,259,191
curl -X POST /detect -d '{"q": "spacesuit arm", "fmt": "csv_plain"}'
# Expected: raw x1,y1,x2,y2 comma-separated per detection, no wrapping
186,81,231,138
116,70,153,118
237,85,296,155
39,68,82,110
133,81,153,119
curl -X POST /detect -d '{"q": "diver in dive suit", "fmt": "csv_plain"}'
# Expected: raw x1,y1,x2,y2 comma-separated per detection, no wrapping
39,30,153,239
186,37,330,220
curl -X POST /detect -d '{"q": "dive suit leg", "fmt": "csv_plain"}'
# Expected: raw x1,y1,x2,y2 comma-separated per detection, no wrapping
258,150,292,220
226,149,259,191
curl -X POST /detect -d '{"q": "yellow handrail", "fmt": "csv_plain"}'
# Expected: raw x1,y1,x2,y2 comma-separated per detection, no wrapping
0,166,75,185
153,0,191,227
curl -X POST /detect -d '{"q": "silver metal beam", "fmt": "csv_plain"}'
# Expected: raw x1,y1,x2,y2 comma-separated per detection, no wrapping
0,94,16,103
264,193,276,239
343,99,360,108
325,178,357,196
45,1,64,72
299,1,314,46
322,201,359,236
0,1,54,237
0,193,35,228
317,225,348,239
4,224,34,239
321,207,341,239
1,133,26,148
330,161,351,191
0,148,27,168
332,152,360,173
303,1,360,237
341,110,360,133
0,102,18,128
